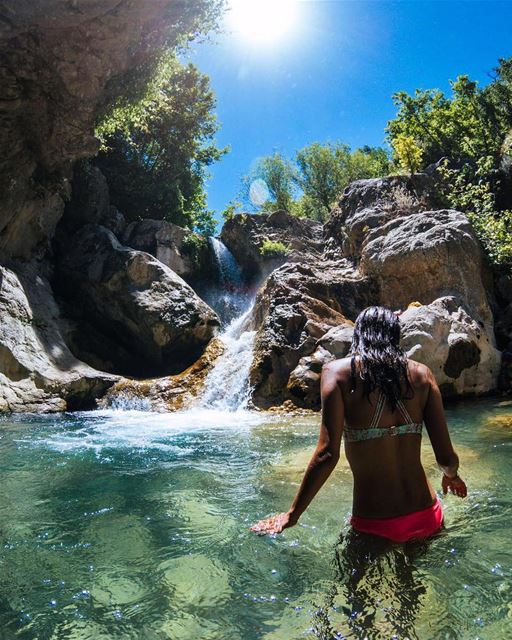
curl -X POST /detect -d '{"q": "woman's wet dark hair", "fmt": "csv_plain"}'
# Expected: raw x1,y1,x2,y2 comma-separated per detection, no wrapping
349,306,412,410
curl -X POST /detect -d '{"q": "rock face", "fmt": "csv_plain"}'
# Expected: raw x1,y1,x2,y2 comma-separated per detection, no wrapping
247,175,503,410
325,174,441,259
0,263,117,412
0,0,206,261
221,210,324,282
123,219,214,285
100,338,225,412
248,261,375,408
54,225,220,377
359,209,494,329
400,298,501,397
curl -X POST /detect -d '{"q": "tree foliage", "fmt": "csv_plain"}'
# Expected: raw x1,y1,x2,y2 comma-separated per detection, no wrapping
392,134,424,174
386,58,512,168
295,143,390,220
240,143,390,221
241,153,298,213
95,57,226,235
386,57,512,266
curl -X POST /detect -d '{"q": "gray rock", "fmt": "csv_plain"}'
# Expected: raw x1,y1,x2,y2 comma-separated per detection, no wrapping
400,297,501,396
0,263,117,412
101,205,126,238
248,260,375,408
123,219,209,283
55,225,220,376
318,323,354,358
64,163,110,231
221,210,324,282
324,174,441,257
360,209,494,331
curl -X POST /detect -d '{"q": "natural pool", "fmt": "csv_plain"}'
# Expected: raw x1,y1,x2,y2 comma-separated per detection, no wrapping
0,399,511,639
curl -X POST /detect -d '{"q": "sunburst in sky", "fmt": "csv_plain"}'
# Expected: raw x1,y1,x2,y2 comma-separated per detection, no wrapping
225,0,301,45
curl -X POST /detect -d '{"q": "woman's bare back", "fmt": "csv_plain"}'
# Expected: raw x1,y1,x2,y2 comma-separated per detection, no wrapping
332,357,437,518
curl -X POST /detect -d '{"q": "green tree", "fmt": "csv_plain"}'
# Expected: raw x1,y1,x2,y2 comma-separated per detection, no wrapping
95,57,226,233
295,142,391,220
242,153,298,212
386,61,512,168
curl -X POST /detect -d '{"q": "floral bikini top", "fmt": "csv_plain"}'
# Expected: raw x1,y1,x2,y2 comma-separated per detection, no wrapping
343,391,423,442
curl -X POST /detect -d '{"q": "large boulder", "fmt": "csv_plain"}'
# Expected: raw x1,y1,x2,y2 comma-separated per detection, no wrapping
0,263,117,412
248,261,375,408
324,174,441,258
400,298,502,396
123,219,214,285
221,210,324,282
54,225,220,377
359,209,494,330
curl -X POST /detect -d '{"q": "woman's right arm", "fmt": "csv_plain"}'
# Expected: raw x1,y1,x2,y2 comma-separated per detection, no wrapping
423,366,467,498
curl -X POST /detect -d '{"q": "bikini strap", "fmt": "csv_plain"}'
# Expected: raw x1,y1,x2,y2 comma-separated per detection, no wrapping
369,392,386,428
396,398,414,424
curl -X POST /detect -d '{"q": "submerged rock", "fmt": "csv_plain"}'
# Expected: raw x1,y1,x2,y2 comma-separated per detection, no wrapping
0,263,117,412
55,225,220,377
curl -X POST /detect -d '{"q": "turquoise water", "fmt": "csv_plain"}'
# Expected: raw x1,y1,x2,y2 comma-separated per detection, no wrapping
0,399,511,639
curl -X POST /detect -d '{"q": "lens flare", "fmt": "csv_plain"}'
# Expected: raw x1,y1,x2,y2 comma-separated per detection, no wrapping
249,179,270,206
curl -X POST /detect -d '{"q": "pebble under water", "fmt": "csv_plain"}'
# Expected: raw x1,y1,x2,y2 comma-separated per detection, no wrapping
0,399,511,639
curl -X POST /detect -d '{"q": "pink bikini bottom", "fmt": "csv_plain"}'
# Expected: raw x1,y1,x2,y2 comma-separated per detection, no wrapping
350,498,444,543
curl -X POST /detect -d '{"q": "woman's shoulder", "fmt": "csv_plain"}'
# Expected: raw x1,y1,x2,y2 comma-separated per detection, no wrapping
407,358,433,389
322,357,353,383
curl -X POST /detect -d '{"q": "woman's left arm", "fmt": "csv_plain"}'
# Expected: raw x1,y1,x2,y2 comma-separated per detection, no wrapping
250,362,345,535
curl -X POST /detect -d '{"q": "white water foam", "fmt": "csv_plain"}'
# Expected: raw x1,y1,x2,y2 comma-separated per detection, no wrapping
199,306,256,411
21,407,266,454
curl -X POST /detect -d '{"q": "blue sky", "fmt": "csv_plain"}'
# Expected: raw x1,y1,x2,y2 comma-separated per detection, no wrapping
183,0,512,221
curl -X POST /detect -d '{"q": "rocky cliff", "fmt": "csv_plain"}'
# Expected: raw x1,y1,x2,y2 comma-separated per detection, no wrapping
245,175,503,410
0,1,221,411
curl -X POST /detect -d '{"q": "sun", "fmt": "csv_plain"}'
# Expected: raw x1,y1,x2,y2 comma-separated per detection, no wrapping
226,0,300,44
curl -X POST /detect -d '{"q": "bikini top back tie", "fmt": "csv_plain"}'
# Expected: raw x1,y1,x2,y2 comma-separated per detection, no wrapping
343,391,423,442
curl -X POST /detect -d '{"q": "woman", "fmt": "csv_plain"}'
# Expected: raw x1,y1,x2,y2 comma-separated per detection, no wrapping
251,306,467,541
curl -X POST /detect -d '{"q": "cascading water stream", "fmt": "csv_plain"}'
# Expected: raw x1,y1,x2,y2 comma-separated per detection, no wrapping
204,237,251,325
199,306,256,411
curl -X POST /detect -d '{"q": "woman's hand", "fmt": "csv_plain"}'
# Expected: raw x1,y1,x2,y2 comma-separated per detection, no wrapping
442,474,467,498
250,511,297,535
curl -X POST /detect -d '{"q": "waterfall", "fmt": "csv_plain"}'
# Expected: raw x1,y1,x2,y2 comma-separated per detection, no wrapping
199,305,256,411
205,238,250,325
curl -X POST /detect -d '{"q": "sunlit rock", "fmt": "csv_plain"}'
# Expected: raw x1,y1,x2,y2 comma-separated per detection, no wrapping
400,297,501,396
221,209,324,282
0,263,117,412
248,261,374,409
